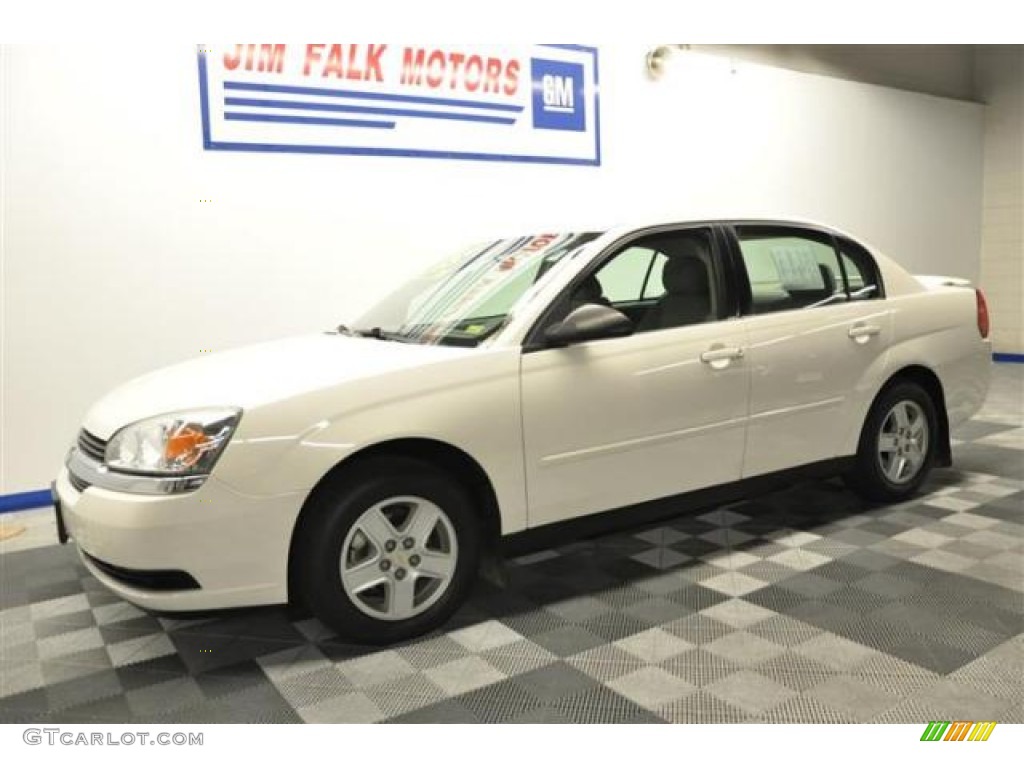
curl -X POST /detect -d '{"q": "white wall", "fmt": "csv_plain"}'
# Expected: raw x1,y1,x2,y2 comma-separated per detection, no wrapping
975,47,1024,356
1,44,984,494
696,44,980,101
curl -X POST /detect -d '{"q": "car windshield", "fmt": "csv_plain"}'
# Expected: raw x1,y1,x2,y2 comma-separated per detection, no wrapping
349,232,600,347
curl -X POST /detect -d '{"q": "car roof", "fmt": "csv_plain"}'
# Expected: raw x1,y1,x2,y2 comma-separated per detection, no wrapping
571,217,871,264
602,216,857,240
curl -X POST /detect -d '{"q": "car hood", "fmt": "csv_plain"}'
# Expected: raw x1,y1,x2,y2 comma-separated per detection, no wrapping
82,333,473,439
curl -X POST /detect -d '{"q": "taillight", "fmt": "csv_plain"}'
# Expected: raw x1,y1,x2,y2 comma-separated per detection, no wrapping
976,288,990,339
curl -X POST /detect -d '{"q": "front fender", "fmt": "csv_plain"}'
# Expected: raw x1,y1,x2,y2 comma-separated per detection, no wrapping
210,348,529,535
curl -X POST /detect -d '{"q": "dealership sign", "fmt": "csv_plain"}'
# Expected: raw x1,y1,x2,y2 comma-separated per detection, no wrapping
197,44,600,166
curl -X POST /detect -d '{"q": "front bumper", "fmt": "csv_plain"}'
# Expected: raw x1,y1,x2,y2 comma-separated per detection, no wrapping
54,466,307,612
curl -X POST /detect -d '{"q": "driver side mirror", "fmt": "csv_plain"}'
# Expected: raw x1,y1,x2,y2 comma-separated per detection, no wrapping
544,303,634,346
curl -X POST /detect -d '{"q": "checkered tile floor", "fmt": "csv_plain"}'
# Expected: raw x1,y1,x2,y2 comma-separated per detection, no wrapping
1,366,1021,723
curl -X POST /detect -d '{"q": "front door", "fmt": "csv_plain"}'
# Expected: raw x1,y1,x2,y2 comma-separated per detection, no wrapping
520,226,751,527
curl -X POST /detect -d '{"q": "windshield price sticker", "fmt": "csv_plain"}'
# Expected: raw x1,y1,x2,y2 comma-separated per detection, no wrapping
410,235,583,342
198,44,600,166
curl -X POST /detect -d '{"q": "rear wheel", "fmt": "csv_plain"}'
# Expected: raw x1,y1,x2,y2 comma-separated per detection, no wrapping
295,458,480,644
845,381,938,502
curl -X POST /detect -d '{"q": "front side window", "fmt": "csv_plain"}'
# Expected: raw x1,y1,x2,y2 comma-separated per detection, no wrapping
641,252,670,300
735,226,847,315
552,227,719,334
595,246,658,303
351,232,599,346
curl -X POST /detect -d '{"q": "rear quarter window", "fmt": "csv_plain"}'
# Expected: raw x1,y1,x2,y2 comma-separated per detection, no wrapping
836,236,884,300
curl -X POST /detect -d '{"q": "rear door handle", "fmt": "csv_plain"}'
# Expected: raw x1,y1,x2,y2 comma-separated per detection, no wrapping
700,346,745,365
848,323,882,341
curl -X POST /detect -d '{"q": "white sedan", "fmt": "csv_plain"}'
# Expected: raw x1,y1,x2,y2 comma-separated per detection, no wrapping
54,219,992,643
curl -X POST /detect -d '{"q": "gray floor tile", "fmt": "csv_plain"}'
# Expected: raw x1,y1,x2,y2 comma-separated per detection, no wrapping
513,661,603,702
423,656,505,696
387,698,481,723
530,625,608,657
363,673,448,718
805,675,899,720
707,670,798,715
656,688,752,723
606,666,695,709
298,691,385,723
905,678,1017,721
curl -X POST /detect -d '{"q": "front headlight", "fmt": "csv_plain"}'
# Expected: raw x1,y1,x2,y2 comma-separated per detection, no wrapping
105,408,241,476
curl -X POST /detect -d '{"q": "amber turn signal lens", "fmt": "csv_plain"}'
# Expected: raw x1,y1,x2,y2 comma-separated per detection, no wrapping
164,424,208,468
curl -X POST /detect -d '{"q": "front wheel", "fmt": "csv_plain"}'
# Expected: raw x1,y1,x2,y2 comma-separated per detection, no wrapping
845,381,939,503
294,458,481,644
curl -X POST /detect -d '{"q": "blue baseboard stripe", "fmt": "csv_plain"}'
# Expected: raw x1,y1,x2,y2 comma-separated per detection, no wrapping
994,352,1024,363
0,489,54,514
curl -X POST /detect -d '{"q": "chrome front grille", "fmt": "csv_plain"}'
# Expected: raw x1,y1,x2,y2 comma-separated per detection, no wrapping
77,430,107,463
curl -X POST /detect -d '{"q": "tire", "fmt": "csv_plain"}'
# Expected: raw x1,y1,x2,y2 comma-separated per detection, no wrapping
294,457,481,645
845,381,939,503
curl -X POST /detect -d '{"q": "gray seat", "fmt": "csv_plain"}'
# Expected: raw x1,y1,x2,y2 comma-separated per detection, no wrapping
639,251,712,332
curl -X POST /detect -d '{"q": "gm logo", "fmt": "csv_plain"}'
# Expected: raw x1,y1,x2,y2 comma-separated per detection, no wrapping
531,58,585,132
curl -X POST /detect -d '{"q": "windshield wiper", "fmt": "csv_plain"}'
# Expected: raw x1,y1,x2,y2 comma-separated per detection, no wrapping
352,327,412,343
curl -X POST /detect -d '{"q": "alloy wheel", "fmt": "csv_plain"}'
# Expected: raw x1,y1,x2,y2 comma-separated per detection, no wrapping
877,399,929,485
339,496,458,621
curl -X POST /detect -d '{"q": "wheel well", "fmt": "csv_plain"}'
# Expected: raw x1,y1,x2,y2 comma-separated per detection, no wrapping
286,438,502,606
876,365,952,467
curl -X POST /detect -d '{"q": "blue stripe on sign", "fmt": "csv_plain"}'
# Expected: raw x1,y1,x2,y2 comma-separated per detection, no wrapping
226,113,396,130
994,352,1024,363
224,97,518,125
223,80,524,113
0,489,53,514
204,138,601,166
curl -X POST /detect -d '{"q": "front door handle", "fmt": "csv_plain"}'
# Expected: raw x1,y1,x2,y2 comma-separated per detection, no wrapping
848,323,882,342
700,346,745,366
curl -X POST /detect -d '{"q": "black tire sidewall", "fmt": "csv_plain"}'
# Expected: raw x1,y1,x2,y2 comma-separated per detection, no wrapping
297,460,480,644
853,381,939,502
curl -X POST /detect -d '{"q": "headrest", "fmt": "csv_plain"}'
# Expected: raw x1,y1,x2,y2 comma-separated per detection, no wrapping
663,255,710,296
649,235,710,262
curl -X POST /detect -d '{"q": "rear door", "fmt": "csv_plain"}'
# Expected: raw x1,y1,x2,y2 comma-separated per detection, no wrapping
727,224,893,477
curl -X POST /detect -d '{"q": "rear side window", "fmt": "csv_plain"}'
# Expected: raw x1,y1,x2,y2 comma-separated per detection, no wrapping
735,226,846,314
